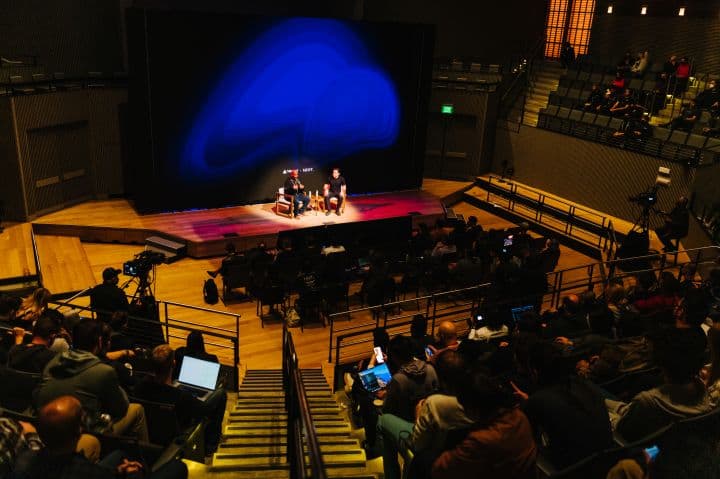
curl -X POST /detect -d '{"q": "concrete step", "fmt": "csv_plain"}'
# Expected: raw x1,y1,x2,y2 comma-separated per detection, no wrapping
224,423,351,437
238,390,333,399
212,449,366,470
220,437,360,448
228,417,347,427
217,443,362,457
213,446,366,466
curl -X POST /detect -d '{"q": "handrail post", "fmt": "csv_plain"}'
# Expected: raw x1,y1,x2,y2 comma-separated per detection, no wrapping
234,315,240,392
163,302,170,343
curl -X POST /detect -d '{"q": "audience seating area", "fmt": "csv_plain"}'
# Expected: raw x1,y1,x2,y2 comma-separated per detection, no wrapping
538,62,720,165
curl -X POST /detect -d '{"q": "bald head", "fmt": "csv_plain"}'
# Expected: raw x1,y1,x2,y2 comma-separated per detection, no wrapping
38,396,83,452
437,321,457,347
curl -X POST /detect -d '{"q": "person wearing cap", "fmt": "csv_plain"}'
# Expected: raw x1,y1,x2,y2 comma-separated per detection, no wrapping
283,169,310,218
90,268,129,323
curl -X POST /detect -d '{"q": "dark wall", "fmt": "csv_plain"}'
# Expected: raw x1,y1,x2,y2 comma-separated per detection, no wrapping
493,126,696,228
363,0,547,62
1,90,128,221
1,0,125,79
590,7,720,73
425,89,498,179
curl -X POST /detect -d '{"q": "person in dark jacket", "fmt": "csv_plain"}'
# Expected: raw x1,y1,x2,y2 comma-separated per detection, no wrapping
512,341,613,468
89,268,129,323
133,344,226,453
431,370,536,479
173,330,219,380
381,335,438,422
7,316,58,373
34,320,148,441
655,196,690,251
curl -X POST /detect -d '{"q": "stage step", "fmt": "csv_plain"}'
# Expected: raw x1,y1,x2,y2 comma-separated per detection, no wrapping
145,235,186,263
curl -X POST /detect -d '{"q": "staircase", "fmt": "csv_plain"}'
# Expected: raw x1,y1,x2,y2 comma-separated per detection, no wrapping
523,61,565,127
203,369,376,479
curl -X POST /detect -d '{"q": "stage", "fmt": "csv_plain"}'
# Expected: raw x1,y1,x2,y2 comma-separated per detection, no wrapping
31,190,445,258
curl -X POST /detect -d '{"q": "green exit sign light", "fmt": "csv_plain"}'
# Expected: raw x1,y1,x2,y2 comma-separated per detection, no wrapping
441,104,454,115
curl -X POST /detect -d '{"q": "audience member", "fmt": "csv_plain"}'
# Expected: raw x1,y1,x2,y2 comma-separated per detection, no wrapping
12,395,186,479
173,330,219,379
664,99,699,131
607,327,711,442
467,310,509,342
630,51,649,77
206,243,243,279
512,341,613,468
35,320,149,441
134,344,226,453
703,324,720,406
0,417,43,476
560,42,575,68
17,288,51,325
428,321,460,359
655,196,690,252
90,268,129,323
381,335,438,423
409,315,433,360
431,369,537,479
377,350,473,479
583,84,604,112
7,316,59,373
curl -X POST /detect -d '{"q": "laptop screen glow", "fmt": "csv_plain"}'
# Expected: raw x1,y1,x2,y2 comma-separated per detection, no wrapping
178,356,220,390
358,363,392,392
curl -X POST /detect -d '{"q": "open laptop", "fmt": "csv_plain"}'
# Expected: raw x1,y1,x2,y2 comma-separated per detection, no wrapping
173,356,221,401
358,363,392,393
511,305,535,323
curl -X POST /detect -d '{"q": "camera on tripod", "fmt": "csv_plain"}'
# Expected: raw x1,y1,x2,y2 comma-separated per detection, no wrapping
123,251,165,277
628,190,658,209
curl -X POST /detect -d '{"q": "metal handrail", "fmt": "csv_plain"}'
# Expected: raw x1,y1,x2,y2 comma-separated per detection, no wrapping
282,325,326,479
480,175,616,255
48,297,241,391
327,245,720,369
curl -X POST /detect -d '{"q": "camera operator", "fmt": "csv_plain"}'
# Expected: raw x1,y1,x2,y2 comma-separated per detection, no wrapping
656,196,690,252
90,268,129,323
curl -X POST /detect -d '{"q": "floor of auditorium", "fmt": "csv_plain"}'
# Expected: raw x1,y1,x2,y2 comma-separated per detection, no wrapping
2,178,675,372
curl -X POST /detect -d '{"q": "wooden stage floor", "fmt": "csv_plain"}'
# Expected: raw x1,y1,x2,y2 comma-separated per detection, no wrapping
31,190,445,258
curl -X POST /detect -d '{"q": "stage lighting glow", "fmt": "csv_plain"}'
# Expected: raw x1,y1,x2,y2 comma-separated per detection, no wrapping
182,18,400,181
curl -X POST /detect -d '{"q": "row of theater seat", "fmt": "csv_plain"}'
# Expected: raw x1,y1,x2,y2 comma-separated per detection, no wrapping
538,105,720,165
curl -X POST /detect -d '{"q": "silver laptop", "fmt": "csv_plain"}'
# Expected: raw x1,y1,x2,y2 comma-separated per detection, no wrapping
173,356,221,401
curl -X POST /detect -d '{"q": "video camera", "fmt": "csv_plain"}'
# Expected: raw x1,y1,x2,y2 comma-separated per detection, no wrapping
628,188,658,209
123,250,165,277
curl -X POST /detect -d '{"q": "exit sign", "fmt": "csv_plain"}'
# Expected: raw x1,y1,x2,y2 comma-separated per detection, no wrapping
441,104,454,115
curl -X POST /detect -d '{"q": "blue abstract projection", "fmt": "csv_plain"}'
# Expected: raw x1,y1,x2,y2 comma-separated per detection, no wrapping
182,19,401,180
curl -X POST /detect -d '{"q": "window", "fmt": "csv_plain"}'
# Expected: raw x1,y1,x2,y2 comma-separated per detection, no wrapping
545,0,569,59
545,0,596,59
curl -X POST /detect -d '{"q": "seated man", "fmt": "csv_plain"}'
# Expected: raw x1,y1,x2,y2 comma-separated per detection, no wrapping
666,99,699,131
133,344,226,454
427,321,460,360
7,315,59,373
13,395,186,479
655,196,690,251
90,268,129,324
512,341,613,468
35,320,149,442
583,84,604,112
431,369,537,479
607,327,712,443
283,169,310,218
377,350,474,479
207,243,244,278
323,167,346,216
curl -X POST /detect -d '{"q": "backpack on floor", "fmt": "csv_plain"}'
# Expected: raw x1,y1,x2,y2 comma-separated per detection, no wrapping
203,278,219,304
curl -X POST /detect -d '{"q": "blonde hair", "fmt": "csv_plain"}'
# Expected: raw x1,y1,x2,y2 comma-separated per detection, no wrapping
20,287,52,321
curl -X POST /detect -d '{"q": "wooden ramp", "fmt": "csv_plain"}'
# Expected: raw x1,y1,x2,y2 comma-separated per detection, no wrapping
33,234,96,296
0,224,37,281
